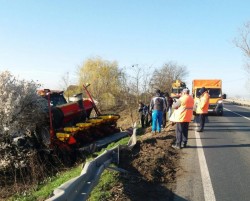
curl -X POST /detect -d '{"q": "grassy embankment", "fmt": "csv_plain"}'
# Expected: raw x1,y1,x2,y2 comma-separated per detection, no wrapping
10,136,131,201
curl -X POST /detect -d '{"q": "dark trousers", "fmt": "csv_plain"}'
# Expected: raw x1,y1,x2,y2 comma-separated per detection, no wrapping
144,114,149,127
162,112,167,127
140,115,145,128
198,114,206,131
176,122,189,145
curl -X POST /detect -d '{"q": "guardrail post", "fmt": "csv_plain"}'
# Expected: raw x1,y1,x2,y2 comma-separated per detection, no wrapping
46,126,137,201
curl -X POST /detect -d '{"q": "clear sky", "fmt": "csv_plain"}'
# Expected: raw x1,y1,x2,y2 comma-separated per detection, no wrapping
0,0,250,98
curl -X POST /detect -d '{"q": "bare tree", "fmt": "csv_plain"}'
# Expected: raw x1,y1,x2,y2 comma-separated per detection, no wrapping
234,22,250,89
115,65,153,126
61,72,70,101
234,22,250,57
150,61,189,93
140,65,154,104
127,65,143,102
124,64,153,103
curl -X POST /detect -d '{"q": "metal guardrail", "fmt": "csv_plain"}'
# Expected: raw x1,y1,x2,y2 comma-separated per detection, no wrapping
46,124,137,201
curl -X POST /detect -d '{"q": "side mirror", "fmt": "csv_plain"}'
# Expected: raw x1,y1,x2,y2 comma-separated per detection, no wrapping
222,94,226,99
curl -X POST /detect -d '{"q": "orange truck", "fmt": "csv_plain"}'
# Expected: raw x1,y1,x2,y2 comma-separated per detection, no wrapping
192,79,225,116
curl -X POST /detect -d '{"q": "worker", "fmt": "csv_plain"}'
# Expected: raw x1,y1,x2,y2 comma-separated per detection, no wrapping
147,104,152,126
170,88,194,149
161,92,169,128
138,102,148,128
149,89,167,134
165,92,173,120
195,87,210,132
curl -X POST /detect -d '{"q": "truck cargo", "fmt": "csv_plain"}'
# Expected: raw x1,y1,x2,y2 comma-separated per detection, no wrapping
171,80,187,99
192,79,225,116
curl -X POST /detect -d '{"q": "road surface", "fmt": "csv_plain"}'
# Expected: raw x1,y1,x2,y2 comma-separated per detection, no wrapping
173,102,250,201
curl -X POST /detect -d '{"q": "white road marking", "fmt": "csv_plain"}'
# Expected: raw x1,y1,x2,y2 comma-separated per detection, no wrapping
224,108,250,121
194,107,249,200
195,130,216,201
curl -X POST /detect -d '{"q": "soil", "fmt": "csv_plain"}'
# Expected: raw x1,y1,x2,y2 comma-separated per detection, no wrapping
109,110,180,201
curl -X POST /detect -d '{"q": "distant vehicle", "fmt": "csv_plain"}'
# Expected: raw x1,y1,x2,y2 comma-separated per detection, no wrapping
192,79,226,116
171,80,187,99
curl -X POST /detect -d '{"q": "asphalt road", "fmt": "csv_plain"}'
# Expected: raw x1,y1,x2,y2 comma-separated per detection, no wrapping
173,102,250,201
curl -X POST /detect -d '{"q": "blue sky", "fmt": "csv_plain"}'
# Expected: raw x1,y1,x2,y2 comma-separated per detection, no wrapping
0,0,250,98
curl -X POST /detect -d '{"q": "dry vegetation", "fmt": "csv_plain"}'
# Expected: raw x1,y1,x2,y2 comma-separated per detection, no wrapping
0,61,187,199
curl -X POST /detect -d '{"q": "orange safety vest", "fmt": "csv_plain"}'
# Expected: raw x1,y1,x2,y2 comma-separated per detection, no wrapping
196,92,210,114
170,94,194,122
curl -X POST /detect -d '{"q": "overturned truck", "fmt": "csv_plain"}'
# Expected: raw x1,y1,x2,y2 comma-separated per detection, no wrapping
36,85,121,165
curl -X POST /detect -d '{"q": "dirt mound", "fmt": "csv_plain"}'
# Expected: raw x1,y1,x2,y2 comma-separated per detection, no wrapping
108,126,179,201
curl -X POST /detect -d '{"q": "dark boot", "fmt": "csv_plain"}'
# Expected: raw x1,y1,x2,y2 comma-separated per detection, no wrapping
196,128,203,132
181,142,187,148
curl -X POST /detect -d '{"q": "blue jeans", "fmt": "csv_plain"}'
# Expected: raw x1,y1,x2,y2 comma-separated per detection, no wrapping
152,110,163,132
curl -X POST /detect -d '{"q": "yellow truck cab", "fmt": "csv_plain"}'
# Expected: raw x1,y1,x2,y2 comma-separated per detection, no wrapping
171,80,186,99
192,79,225,116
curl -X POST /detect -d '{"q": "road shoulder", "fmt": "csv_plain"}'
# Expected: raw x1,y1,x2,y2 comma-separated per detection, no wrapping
173,128,204,201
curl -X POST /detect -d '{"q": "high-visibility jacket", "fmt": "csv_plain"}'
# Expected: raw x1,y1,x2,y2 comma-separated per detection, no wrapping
196,92,210,114
169,94,194,122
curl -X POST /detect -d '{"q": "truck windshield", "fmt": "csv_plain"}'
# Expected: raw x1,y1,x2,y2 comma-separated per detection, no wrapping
208,89,221,98
41,94,67,107
196,88,221,98
50,94,67,106
172,88,184,93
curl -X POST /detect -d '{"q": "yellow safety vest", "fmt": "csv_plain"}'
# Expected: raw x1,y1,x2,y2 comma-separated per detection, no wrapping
196,92,210,114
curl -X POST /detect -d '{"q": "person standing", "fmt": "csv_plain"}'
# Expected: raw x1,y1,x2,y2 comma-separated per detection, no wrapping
138,102,148,128
195,87,210,132
161,92,169,128
150,89,167,134
170,88,194,149
165,92,173,120
146,104,152,126
144,104,149,127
